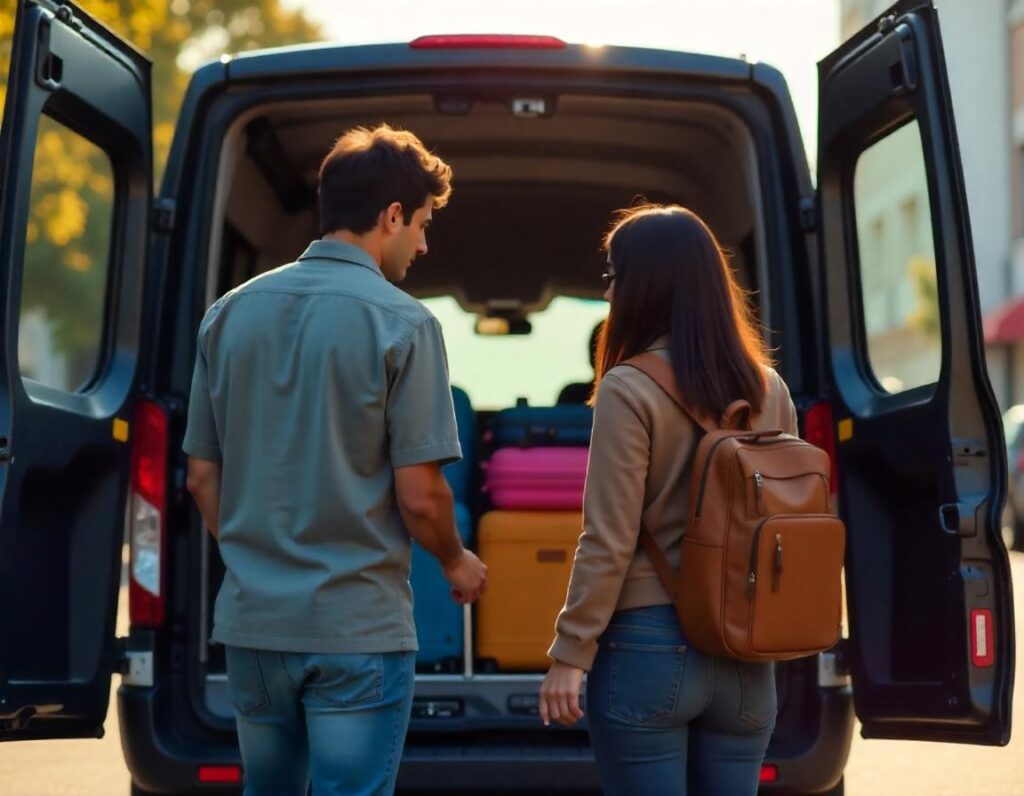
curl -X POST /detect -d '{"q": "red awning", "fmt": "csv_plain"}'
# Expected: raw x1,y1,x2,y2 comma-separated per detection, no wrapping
984,295,1024,344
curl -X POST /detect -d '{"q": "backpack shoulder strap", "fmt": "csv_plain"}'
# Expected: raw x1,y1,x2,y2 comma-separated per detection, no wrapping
621,352,718,434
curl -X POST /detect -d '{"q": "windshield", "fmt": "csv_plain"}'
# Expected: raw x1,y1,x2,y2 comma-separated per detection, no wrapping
422,296,608,410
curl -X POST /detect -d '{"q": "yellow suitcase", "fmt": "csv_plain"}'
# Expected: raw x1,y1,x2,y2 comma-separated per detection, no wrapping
475,511,582,671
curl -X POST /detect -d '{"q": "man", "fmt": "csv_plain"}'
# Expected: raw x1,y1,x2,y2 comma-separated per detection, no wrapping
183,124,486,796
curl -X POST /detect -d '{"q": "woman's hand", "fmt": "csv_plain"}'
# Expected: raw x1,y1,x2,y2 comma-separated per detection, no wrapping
539,660,586,726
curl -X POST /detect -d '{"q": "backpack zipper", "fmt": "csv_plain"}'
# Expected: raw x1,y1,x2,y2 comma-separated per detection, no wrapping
695,436,791,521
773,533,783,592
753,471,764,513
747,518,769,598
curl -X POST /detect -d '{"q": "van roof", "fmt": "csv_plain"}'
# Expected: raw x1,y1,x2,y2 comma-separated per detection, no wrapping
222,40,756,84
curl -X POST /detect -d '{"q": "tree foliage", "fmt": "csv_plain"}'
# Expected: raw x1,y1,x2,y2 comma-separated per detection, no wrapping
907,254,940,340
0,0,322,388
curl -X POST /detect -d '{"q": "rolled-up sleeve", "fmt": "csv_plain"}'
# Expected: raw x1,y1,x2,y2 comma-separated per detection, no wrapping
387,317,462,468
182,333,222,462
548,372,650,670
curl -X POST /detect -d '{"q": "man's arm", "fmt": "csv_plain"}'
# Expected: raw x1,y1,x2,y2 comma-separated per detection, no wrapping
186,456,222,539
395,462,486,603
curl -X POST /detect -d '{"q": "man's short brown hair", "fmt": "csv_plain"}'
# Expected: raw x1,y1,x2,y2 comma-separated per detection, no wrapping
317,124,452,235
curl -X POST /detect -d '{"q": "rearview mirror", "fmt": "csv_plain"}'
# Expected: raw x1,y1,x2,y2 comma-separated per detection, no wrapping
474,316,532,335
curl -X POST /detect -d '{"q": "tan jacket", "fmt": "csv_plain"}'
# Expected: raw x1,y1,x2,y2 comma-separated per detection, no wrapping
547,337,799,670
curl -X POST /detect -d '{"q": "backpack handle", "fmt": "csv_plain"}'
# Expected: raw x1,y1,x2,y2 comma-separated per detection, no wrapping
719,400,753,431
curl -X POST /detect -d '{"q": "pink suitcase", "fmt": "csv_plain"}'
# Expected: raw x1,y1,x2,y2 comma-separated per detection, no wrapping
483,447,589,510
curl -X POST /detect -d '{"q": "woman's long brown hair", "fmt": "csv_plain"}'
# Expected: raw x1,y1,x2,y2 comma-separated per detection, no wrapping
592,204,771,418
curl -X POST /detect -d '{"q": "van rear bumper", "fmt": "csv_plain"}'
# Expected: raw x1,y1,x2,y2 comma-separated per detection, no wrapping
118,683,853,794
397,686,854,794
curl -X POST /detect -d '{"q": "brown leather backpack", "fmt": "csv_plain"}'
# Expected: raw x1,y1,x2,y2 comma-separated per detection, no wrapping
624,353,846,662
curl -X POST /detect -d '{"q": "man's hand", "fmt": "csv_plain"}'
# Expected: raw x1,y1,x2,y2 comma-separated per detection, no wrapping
442,549,487,604
539,660,586,726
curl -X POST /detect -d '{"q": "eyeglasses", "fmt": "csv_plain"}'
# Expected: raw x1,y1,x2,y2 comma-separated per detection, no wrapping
601,271,616,289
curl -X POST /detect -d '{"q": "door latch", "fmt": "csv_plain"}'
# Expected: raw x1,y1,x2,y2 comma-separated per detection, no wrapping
117,638,154,687
939,501,978,537
818,647,851,688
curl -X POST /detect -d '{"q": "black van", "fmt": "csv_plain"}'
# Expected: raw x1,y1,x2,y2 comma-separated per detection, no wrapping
0,0,1015,793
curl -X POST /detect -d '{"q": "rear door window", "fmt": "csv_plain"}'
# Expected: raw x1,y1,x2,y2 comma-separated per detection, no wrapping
853,120,941,394
19,115,114,393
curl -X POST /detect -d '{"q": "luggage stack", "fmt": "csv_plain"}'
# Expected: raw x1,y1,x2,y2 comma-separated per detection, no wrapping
411,386,476,671
476,401,593,671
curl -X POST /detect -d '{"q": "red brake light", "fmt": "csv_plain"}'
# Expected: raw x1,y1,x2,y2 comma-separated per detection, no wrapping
759,764,779,783
803,401,838,496
410,34,567,50
129,400,168,628
198,765,242,784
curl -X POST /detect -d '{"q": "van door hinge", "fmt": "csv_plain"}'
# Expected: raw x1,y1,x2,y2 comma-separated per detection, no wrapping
798,197,817,232
116,638,154,687
153,198,176,234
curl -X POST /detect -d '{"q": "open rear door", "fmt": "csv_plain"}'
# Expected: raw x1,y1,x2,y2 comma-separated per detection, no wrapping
0,0,153,740
818,0,1014,744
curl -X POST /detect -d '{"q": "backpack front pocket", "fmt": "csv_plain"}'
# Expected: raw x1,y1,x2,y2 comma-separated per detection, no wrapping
747,514,845,655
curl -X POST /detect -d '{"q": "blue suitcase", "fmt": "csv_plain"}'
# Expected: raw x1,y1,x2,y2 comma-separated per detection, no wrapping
489,403,593,448
411,501,473,669
443,386,476,505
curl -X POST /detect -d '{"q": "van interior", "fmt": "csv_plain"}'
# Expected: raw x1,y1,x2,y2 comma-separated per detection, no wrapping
193,90,818,742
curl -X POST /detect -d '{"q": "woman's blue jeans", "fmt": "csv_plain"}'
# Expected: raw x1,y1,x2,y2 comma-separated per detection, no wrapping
224,646,415,796
586,604,777,796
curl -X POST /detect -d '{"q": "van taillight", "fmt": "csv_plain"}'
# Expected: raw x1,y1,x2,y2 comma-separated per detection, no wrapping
410,34,567,49
129,400,168,628
198,765,242,784
803,401,839,496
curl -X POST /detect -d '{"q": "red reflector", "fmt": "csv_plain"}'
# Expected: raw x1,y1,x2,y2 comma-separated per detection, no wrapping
803,401,839,495
129,575,165,628
971,609,995,667
198,765,242,784
410,34,567,50
759,763,779,783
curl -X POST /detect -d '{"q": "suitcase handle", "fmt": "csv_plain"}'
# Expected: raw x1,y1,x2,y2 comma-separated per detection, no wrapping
520,426,558,447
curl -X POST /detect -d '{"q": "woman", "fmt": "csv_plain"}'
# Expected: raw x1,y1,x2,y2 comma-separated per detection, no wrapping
539,204,798,795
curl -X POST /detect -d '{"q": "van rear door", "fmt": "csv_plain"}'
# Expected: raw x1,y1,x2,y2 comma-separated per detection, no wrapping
818,0,1014,744
0,0,153,740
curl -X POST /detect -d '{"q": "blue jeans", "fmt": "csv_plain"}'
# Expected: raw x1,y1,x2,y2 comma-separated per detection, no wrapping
586,605,777,796
224,646,415,796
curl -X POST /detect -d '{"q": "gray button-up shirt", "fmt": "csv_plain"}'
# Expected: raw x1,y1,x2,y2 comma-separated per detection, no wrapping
183,239,461,653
